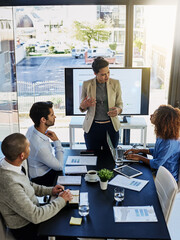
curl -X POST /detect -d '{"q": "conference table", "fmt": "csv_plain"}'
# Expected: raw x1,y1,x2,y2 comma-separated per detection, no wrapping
38,149,170,240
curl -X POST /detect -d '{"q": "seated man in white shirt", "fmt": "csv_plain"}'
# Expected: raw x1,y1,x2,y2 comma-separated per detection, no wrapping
0,133,72,240
26,101,64,186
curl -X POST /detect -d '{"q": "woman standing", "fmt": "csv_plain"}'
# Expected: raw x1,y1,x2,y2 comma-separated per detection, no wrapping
79,57,123,150
125,105,180,181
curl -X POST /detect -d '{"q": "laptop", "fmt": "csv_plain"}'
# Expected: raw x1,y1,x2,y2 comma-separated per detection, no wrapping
107,132,137,163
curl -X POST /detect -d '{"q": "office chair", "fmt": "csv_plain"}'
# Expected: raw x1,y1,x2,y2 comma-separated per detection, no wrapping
0,213,15,240
155,166,178,223
1,213,56,240
177,164,180,191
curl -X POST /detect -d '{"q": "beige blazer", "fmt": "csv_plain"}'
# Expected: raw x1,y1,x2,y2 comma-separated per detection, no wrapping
80,77,123,133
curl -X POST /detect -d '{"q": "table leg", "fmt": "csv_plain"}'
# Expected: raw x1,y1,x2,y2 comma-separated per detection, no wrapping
69,127,75,149
123,129,130,145
141,128,143,146
144,126,147,148
141,127,147,148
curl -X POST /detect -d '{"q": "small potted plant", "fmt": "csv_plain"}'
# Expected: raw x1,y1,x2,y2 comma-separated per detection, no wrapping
98,168,114,190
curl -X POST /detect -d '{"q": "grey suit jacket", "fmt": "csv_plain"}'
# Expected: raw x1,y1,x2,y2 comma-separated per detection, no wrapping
0,167,66,229
80,77,123,133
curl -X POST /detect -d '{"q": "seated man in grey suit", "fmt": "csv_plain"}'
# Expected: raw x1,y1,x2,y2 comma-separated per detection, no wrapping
0,133,72,240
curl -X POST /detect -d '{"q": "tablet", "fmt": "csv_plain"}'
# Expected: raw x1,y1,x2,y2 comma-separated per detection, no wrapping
80,150,95,156
113,165,142,178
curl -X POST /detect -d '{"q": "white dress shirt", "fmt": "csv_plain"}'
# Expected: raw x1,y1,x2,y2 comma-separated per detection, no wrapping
0,158,24,175
26,125,64,178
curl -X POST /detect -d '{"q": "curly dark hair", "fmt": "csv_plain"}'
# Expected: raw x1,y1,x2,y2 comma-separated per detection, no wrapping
153,105,180,140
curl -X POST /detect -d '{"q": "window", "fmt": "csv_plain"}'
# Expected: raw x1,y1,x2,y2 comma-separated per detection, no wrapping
132,5,176,144
0,2,177,145
0,7,19,141
15,5,126,143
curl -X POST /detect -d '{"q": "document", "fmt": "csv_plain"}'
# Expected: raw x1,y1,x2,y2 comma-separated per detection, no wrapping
57,176,81,185
66,156,97,166
108,175,149,192
80,192,88,205
69,190,80,204
65,165,87,175
113,206,158,222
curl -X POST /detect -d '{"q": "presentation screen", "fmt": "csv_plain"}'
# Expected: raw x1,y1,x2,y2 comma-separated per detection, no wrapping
65,67,150,116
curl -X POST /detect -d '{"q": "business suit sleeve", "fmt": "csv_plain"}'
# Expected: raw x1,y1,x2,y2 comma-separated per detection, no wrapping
11,185,66,224
81,81,87,100
115,81,123,111
1,174,66,227
79,81,88,112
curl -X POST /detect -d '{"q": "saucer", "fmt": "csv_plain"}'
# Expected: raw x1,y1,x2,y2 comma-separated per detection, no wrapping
84,174,99,183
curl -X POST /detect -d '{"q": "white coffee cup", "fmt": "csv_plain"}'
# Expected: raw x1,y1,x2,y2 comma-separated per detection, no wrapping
87,170,98,181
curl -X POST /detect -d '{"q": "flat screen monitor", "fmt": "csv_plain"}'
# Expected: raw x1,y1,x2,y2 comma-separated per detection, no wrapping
65,67,150,116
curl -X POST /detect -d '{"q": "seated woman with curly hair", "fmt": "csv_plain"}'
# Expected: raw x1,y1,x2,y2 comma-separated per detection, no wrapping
125,104,180,181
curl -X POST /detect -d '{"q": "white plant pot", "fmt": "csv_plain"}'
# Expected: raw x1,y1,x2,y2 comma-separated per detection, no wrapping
100,180,108,190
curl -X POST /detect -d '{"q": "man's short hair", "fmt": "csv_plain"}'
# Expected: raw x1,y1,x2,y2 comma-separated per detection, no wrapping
1,133,27,162
92,57,109,74
29,101,53,127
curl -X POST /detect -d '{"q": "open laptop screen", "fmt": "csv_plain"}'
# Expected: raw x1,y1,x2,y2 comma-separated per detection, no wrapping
107,132,135,163
107,132,118,161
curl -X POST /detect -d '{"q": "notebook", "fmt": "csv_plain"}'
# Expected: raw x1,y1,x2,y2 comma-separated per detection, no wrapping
107,132,137,163
57,176,81,185
65,165,87,175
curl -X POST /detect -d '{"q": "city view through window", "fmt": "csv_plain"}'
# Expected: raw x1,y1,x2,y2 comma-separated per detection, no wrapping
14,5,176,145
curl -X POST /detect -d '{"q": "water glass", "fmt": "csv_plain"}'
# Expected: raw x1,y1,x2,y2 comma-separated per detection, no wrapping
114,187,125,202
115,148,123,166
78,192,89,217
78,203,89,217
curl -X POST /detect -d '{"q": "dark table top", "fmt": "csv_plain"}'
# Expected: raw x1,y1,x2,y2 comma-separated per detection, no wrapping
38,149,170,240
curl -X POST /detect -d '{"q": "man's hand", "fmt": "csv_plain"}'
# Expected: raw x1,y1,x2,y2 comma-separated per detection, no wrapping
107,107,121,117
45,130,58,141
59,189,73,202
52,184,64,196
80,96,96,110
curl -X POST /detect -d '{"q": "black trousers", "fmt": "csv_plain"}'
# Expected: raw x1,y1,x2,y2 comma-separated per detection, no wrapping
10,223,78,240
31,169,59,187
10,223,47,240
84,121,119,150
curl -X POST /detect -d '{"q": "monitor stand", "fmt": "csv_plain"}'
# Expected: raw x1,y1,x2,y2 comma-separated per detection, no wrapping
120,116,128,123
120,116,130,145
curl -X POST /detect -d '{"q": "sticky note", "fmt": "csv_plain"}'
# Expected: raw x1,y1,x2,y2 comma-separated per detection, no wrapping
70,217,82,225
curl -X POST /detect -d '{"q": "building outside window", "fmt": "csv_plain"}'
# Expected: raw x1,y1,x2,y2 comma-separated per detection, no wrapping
0,7,19,141
132,5,176,143
0,3,177,146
